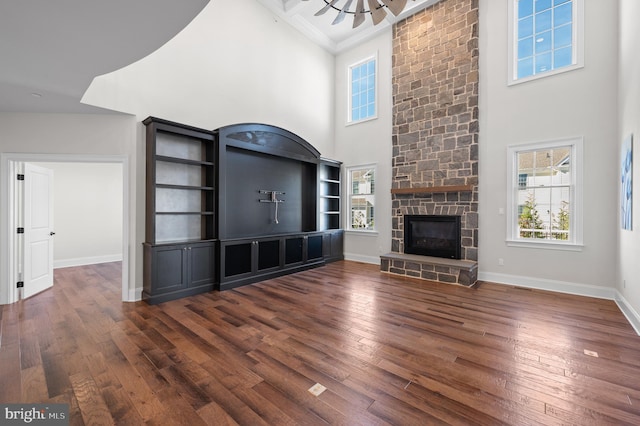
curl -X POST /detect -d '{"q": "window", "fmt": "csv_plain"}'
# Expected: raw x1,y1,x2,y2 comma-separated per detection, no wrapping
347,165,375,231
507,138,582,249
348,56,376,123
508,0,583,84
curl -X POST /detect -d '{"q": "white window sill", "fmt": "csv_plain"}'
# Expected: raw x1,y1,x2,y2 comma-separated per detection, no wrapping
346,115,378,127
345,229,379,236
506,239,583,252
508,63,584,86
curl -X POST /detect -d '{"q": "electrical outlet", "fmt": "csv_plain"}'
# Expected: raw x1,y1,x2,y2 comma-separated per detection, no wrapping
498,258,504,266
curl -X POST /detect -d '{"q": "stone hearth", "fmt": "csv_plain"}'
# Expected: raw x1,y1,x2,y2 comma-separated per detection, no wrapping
380,252,477,287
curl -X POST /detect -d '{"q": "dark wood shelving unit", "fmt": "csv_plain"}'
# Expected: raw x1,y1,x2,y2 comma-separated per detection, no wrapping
142,117,217,304
143,118,344,300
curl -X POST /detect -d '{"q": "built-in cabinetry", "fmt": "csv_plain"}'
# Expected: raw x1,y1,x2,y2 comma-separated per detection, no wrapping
143,118,343,302
319,159,344,264
319,159,341,231
219,233,325,290
142,117,217,304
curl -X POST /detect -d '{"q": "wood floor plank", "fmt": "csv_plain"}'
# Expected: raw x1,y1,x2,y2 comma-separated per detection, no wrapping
70,371,115,426
3,261,640,424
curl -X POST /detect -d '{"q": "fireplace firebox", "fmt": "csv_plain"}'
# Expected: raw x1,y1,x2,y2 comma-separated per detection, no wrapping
404,215,462,259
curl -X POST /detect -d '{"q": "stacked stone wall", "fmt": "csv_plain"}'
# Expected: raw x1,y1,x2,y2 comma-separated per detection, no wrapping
391,0,479,263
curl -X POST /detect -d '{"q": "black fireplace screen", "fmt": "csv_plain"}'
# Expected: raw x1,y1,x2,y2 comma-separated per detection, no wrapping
404,215,461,259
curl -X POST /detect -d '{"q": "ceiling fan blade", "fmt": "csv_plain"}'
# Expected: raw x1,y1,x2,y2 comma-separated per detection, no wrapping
353,0,366,28
332,0,354,25
380,0,408,16
367,0,387,25
315,0,340,16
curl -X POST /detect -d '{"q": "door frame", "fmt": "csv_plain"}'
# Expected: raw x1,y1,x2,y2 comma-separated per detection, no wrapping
1,153,130,305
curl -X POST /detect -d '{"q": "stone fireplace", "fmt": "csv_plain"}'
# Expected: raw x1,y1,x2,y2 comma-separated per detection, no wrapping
380,0,479,286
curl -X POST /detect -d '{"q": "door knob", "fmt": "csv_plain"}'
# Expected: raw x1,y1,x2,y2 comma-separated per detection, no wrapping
50,232,56,236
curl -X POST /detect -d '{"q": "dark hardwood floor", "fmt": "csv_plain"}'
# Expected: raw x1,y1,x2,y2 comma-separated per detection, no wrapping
2,261,640,425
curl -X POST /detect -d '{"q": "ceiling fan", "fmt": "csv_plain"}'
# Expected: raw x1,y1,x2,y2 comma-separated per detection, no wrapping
304,0,411,28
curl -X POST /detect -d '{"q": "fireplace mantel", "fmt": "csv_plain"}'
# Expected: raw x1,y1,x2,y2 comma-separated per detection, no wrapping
391,185,474,195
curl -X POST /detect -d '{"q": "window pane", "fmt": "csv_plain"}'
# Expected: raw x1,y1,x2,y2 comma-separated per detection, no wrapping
352,79,360,96
535,10,552,33
351,194,374,229
550,188,570,240
554,24,572,48
518,189,545,238
518,16,533,38
518,57,534,79
535,31,552,53
367,60,375,74
554,46,573,69
535,0,552,13
518,0,533,19
367,88,375,103
518,37,534,58
368,74,375,87
554,2,572,26
535,52,552,73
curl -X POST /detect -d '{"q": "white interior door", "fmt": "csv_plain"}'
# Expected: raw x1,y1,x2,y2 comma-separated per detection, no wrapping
23,163,54,298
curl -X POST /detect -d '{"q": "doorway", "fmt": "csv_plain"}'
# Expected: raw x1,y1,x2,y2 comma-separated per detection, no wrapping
1,153,130,305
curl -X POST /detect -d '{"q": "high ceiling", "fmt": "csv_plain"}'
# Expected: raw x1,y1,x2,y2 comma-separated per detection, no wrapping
257,0,441,53
0,0,439,114
0,0,210,113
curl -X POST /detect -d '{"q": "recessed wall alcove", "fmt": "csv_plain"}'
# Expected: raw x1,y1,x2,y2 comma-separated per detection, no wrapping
381,0,479,287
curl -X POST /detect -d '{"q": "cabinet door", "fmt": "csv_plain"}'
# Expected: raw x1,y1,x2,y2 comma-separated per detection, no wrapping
187,243,216,287
152,244,188,294
285,237,304,265
323,230,344,262
257,239,281,271
222,241,253,279
307,234,323,260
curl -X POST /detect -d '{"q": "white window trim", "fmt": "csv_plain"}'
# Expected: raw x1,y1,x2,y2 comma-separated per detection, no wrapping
347,53,378,125
506,137,583,250
346,163,377,232
507,0,585,86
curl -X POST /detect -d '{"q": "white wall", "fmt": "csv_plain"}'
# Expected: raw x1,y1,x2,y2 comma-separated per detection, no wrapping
334,30,393,264
478,1,619,294
0,113,137,304
82,0,336,157
76,0,336,301
36,162,123,267
618,0,640,326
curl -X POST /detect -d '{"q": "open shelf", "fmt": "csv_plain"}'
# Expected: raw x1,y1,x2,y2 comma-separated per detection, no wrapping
319,160,341,230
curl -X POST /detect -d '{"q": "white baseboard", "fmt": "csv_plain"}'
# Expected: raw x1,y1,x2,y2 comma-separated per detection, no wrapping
127,287,143,303
478,271,617,300
54,254,123,269
614,291,640,335
344,253,380,265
